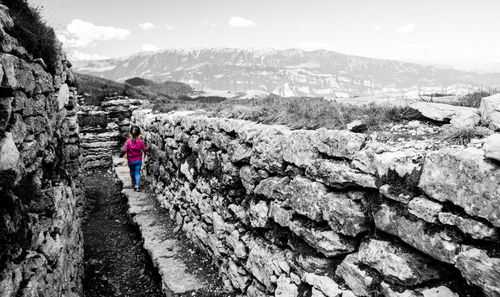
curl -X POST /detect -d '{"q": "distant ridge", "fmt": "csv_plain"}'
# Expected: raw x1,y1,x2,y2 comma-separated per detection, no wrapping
73,47,500,98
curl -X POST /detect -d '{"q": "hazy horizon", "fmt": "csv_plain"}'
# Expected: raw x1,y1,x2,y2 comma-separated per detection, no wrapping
30,0,500,73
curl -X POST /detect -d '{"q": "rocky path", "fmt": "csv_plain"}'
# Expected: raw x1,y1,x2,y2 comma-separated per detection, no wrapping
82,173,164,297
113,156,232,296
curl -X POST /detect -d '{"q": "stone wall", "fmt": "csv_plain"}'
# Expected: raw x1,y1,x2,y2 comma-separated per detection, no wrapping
133,109,500,297
78,96,144,171
0,5,83,297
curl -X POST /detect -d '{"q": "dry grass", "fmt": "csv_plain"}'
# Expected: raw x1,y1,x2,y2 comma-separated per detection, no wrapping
3,0,59,73
453,90,497,108
440,127,490,145
153,95,420,132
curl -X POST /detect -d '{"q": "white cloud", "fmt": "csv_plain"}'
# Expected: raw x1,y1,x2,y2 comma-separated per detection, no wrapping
69,51,110,61
58,19,130,48
290,22,307,29
396,23,416,34
373,24,383,32
139,22,158,30
296,41,335,51
229,16,257,28
141,44,160,52
165,24,174,30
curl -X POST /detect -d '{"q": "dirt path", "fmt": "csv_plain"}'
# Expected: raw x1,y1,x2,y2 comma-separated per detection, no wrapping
82,173,164,297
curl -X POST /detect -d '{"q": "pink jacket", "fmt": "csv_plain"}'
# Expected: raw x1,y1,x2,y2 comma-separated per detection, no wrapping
121,138,148,161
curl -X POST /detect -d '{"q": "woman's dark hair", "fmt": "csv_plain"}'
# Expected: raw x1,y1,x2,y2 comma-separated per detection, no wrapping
130,126,141,138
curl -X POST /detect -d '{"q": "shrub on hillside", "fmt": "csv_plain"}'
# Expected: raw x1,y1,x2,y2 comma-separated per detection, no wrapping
454,90,495,108
2,0,59,73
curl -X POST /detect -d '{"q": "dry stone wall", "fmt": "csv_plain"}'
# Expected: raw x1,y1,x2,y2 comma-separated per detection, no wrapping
78,96,145,171
133,109,500,297
0,5,83,297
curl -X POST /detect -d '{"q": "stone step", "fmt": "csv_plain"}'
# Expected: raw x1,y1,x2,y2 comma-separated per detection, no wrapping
113,156,207,296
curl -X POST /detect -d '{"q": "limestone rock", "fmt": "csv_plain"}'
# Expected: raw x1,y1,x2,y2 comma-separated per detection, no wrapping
0,5,14,30
303,273,343,297
380,283,458,297
226,230,247,259
249,200,270,228
297,228,355,257
483,134,500,162
379,184,412,203
305,159,376,189
357,239,442,286
455,248,500,297
312,128,366,159
372,149,424,179
408,196,442,223
320,193,369,237
225,260,251,291
438,212,496,240
480,94,500,130
269,204,355,257
246,239,290,291
287,176,327,221
282,130,319,167
0,132,22,180
240,165,261,193
410,102,479,123
335,254,376,296
346,120,366,132
449,109,481,129
418,147,500,227
251,127,289,173
228,140,252,162
374,204,461,264
275,275,299,297
0,96,11,131
296,253,335,274
254,176,291,200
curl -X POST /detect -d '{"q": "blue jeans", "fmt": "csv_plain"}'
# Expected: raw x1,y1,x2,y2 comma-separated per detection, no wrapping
128,159,142,188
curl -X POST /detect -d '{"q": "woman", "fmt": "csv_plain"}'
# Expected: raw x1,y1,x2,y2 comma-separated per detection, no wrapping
119,126,149,191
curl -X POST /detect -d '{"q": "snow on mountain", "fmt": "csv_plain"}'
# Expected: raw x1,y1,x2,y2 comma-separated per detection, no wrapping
73,47,500,98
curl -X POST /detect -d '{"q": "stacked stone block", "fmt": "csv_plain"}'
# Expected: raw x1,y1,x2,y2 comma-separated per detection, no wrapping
0,5,83,296
133,109,500,297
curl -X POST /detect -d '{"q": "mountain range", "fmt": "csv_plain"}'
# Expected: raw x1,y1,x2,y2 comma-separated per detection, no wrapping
73,48,500,98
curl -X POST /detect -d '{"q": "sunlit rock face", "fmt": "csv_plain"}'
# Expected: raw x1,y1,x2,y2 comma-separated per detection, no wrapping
133,108,500,297
0,4,84,296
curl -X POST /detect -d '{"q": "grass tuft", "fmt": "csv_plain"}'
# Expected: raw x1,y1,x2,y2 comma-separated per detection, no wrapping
453,90,495,108
2,0,59,73
440,127,490,145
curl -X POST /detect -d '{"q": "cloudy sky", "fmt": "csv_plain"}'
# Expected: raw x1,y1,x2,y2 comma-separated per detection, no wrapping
31,0,500,71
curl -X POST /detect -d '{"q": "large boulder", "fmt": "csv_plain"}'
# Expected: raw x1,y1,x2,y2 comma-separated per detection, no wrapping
480,94,500,130
418,147,500,227
410,102,479,124
483,134,500,162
